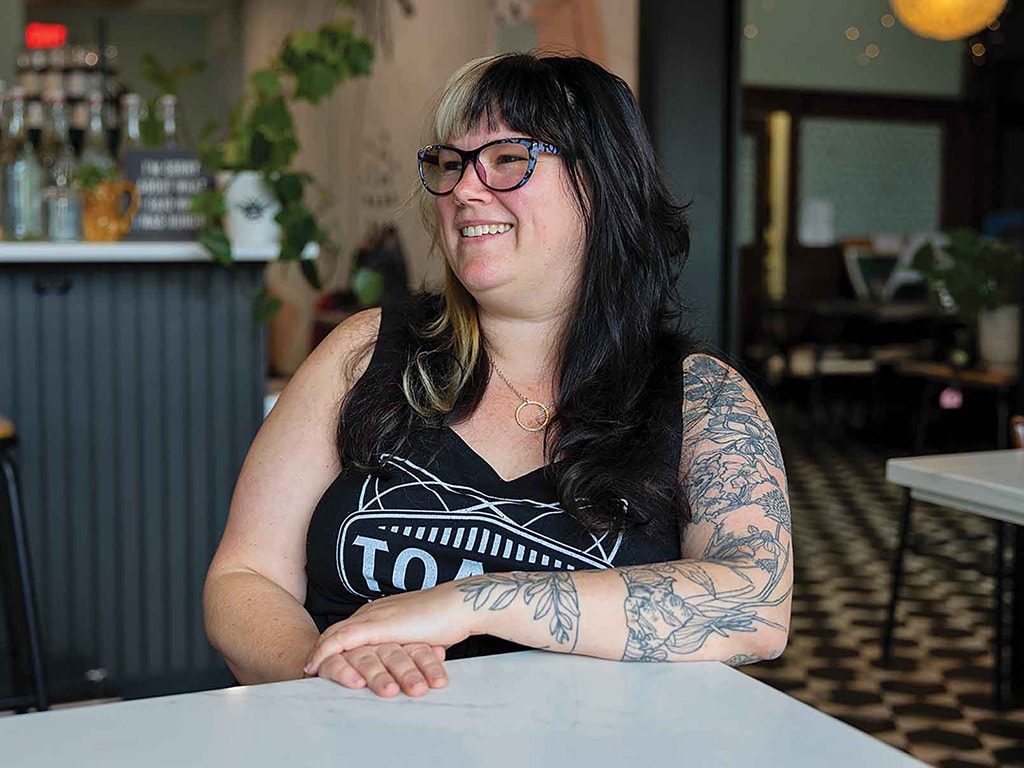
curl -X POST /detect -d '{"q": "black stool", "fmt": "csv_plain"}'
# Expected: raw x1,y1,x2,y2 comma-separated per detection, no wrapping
0,415,48,712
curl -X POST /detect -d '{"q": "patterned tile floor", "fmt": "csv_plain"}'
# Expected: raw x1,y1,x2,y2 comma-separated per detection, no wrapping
743,422,1024,768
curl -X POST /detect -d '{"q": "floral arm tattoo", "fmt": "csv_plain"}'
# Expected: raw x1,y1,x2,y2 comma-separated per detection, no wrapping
620,355,792,662
457,572,581,650
452,357,791,662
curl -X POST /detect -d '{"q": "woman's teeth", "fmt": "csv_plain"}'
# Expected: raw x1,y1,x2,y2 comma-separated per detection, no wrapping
461,223,513,238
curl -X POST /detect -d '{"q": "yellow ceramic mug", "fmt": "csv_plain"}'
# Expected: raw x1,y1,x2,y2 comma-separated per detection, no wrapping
83,181,139,242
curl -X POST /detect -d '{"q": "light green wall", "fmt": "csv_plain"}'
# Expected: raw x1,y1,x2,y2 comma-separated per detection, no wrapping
1,0,25,88
798,117,942,239
24,5,222,143
742,0,964,98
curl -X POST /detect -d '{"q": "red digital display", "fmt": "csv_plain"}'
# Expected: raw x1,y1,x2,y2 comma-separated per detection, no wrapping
25,23,68,50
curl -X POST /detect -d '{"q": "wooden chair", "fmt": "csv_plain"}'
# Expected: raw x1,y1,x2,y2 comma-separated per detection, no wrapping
0,415,49,712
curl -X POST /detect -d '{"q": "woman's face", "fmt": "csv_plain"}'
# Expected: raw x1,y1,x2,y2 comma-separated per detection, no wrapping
434,120,587,317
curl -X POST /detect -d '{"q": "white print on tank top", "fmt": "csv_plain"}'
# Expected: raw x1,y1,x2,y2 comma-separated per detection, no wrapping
336,455,624,599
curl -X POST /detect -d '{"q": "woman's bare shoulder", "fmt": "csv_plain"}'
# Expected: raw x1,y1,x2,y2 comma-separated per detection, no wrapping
681,353,750,407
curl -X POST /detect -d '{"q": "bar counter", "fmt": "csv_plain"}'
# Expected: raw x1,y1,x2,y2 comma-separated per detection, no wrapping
0,240,309,702
0,241,317,263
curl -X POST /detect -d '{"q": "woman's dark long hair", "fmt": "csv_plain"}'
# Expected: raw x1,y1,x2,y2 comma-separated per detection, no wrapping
338,53,697,538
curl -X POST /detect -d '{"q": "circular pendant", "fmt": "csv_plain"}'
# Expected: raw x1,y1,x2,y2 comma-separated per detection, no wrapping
515,400,551,432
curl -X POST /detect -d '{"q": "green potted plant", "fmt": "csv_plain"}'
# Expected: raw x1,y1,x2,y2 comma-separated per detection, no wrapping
191,17,374,299
137,53,207,147
913,228,1024,372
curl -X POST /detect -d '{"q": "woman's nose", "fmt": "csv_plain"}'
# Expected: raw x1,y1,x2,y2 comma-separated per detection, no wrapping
452,160,490,201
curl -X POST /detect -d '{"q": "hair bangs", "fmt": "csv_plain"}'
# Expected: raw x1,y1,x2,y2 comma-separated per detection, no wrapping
430,54,571,149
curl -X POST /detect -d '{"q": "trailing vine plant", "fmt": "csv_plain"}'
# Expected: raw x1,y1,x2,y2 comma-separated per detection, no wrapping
191,15,374,320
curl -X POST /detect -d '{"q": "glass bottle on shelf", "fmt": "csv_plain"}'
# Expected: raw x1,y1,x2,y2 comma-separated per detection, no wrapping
67,46,88,100
159,94,178,149
83,47,103,102
117,93,143,166
16,52,37,98
79,91,114,172
1,88,46,241
27,51,47,132
102,45,122,129
38,90,64,175
45,47,66,95
39,91,81,242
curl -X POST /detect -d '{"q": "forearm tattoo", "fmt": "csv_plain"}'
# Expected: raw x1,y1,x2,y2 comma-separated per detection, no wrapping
458,572,580,650
620,356,792,663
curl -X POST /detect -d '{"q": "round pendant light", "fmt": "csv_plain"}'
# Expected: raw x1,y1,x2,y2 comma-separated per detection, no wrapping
889,0,1008,41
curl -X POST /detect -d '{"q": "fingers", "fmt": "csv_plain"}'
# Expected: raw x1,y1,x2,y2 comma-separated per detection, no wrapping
373,643,446,697
316,653,366,690
345,646,402,698
318,644,448,698
410,644,449,689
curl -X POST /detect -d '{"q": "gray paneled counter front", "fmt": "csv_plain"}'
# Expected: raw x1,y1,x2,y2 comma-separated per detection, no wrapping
0,243,278,701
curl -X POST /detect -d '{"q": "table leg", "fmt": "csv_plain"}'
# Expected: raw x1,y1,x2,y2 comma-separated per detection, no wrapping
995,521,1006,707
913,381,935,454
1012,525,1024,700
997,388,1009,450
882,489,913,663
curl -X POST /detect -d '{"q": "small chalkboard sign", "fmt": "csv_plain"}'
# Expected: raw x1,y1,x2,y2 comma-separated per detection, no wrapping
123,149,212,241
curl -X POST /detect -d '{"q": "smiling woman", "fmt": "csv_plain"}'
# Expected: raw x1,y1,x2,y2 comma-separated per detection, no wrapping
203,52,793,700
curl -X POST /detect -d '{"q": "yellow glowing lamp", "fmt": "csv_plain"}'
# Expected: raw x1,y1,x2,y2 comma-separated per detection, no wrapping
889,0,1007,41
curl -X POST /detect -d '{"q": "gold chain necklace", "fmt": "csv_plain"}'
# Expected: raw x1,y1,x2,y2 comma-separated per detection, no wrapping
488,357,552,433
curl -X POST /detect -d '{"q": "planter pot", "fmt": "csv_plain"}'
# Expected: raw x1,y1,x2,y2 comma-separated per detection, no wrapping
218,171,281,247
977,304,1020,374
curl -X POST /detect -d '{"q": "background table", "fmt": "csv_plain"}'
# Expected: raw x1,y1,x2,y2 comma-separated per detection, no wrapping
0,651,926,768
887,451,1024,526
887,450,1024,700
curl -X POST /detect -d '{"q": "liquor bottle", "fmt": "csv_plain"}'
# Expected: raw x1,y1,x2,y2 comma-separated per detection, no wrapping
38,90,63,176
118,93,143,166
83,47,103,99
45,47,66,96
79,91,114,171
16,52,37,99
38,90,81,242
159,94,178,149
67,46,88,100
27,50,47,131
1,88,46,241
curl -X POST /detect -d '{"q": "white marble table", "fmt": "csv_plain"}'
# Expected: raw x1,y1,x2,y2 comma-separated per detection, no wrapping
0,651,924,768
886,450,1024,526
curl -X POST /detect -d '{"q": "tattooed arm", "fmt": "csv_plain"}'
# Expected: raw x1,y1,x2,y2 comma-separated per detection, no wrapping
305,356,792,671
452,355,792,664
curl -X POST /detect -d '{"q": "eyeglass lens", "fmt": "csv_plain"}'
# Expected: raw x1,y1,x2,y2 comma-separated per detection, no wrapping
420,142,533,195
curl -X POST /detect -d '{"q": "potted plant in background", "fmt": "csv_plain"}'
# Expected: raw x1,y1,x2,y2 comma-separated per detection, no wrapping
913,228,1024,373
191,17,374,319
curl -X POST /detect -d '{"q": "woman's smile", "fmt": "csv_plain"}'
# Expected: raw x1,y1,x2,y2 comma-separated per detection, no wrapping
459,222,515,240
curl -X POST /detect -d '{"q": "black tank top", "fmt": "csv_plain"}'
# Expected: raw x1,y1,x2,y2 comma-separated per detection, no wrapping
305,302,683,659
